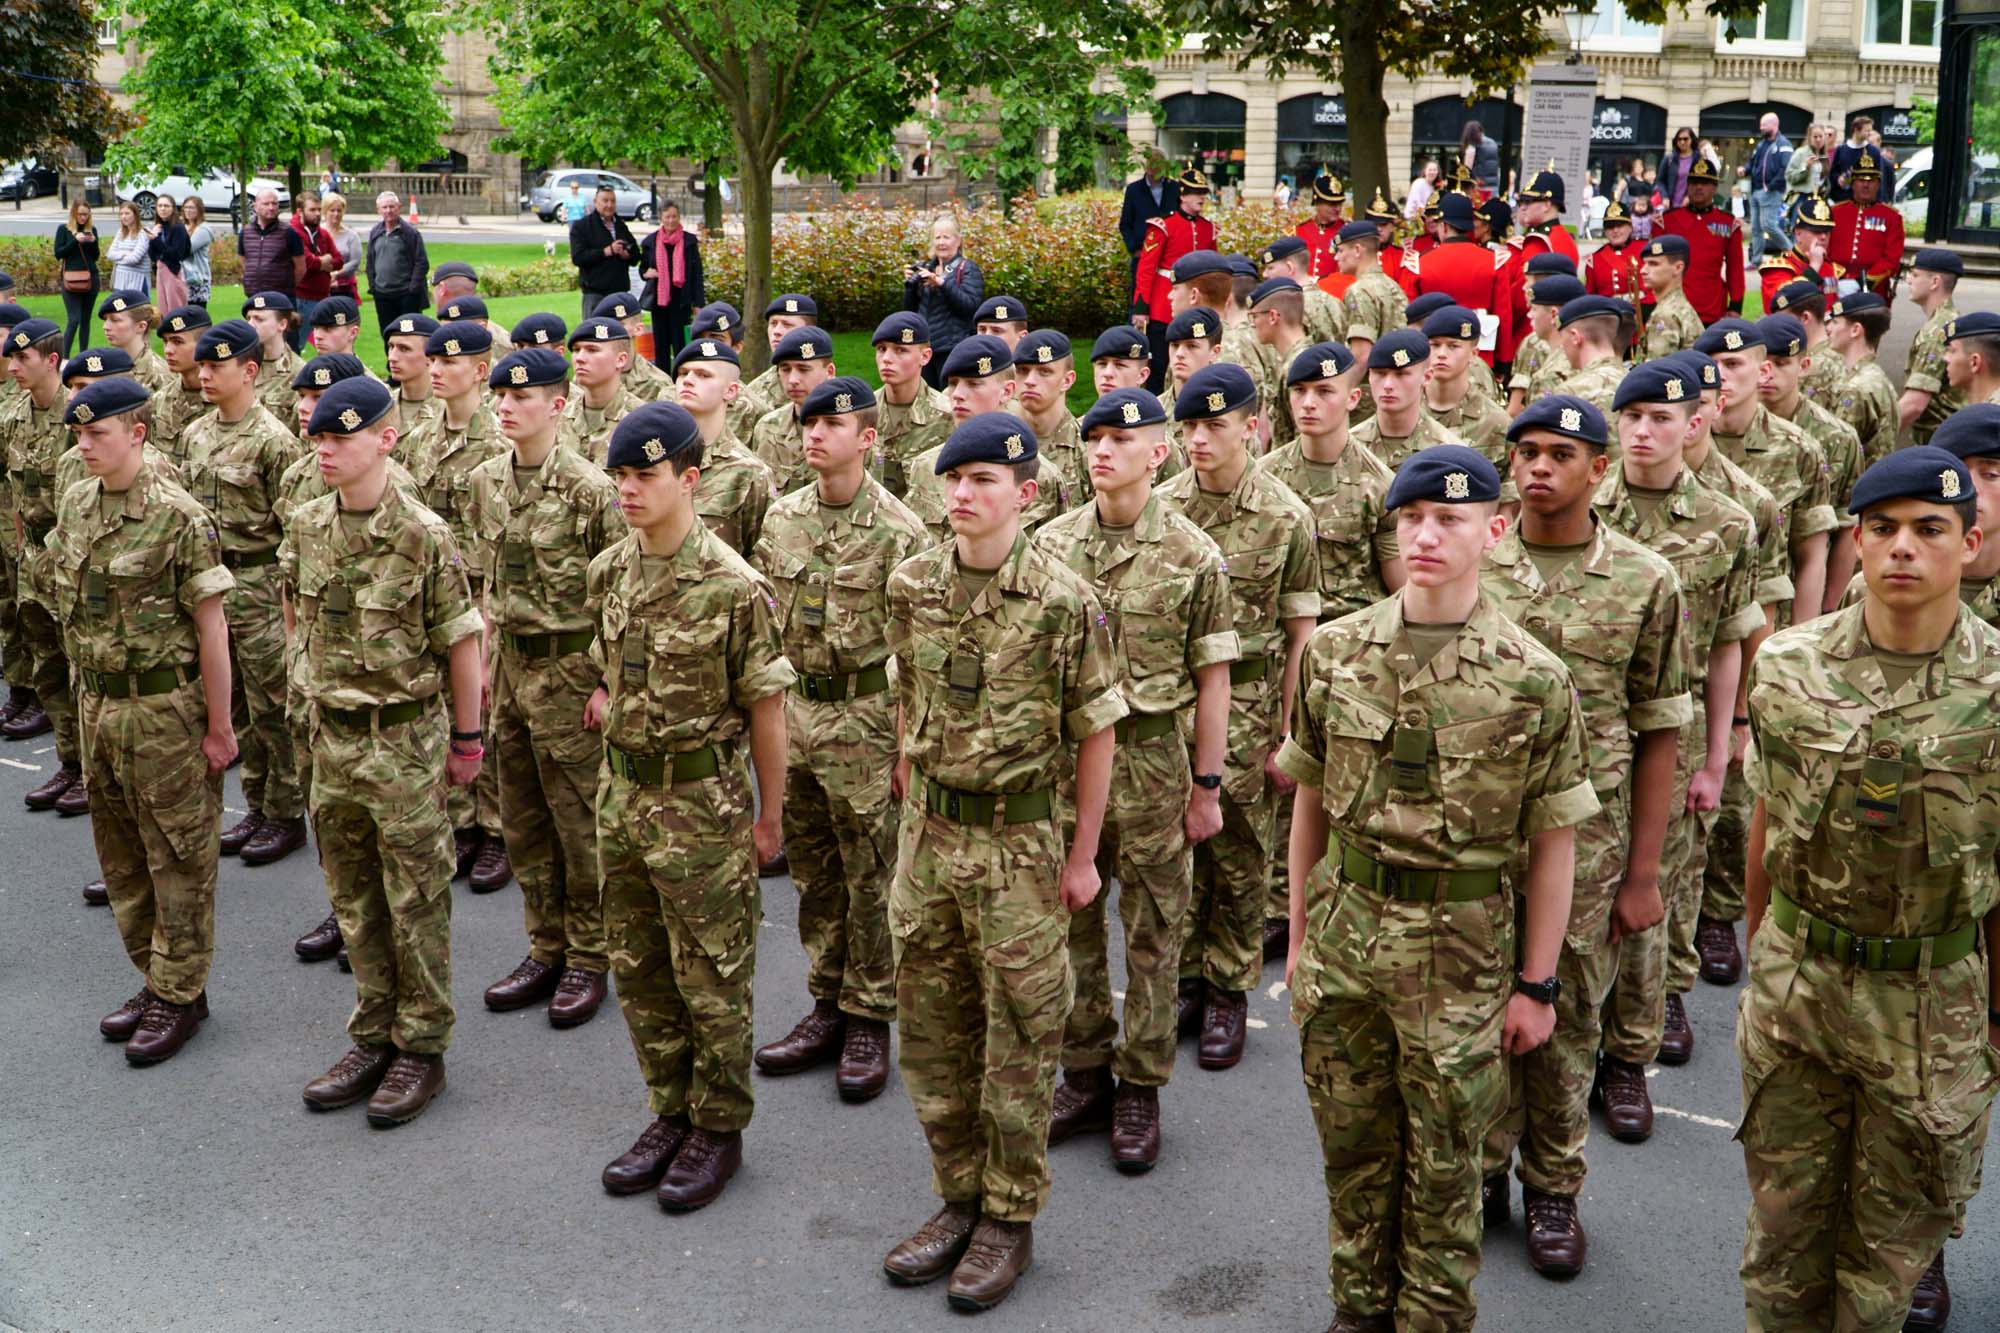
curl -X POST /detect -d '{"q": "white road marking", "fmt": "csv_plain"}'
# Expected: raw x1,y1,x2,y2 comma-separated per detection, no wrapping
1266,981,1288,1000
1245,1017,1269,1030
0,757,40,772
1652,1103,1737,1131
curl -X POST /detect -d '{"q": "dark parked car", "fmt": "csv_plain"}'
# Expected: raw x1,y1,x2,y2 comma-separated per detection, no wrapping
0,160,61,201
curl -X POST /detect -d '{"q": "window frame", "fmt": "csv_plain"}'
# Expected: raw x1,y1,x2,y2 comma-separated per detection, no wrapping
1861,0,1943,60
1717,0,1808,56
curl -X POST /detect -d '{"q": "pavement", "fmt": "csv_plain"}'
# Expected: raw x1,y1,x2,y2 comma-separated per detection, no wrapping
0,196,687,244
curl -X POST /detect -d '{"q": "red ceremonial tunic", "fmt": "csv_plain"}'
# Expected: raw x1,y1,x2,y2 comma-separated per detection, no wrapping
1131,210,1217,323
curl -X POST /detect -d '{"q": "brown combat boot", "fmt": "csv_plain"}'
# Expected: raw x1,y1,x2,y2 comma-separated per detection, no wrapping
365,1052,445,1127
23,764,77,811
303,1044,396,1111
1,699,49,740
1110,1080,1160,1173
655,1127,742,1211
99,988,152,1042
1907,1249,1950,1330
240,815,307,865
54,775,89,816
0,686,29,729
946,1218,1033,1312
81,879,108,906
883,1200,978,1285
295,911,342,962
1657,992,1694,1066
468,836,512,892
1522,1187,1587,1277
1599,1056,1654,1142
1198,986,1247,1069
601,1114,689,1195
836,1016,891,1102
754,998,844,1074
125,993,207,1066
1696,916,1742,985
547,967,606,1028
219,809,265,855
1046,1066,1113,1143
484,955,561,1011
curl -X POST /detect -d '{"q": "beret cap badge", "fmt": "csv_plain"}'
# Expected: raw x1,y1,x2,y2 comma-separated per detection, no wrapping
85,355,102,373
1391,349,1410,368
73,403,94,423
1005,433,1024,459
509,364,528,385
1206,391,1226,411
1121,400,1141,424
1560,407,1582,432
1943,469,1963,499
313,368,331,386
643,438,666,462
834,392,853,412
338,408,362,430
1444,472,1470,499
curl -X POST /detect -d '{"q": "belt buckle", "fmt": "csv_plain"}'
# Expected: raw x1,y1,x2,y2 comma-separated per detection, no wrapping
1381,863,1406,897
804,675,824,702
943,788,962,820
617,750,637,781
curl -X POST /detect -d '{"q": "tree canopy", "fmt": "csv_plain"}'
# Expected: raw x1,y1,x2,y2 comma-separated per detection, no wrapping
0,1,130,164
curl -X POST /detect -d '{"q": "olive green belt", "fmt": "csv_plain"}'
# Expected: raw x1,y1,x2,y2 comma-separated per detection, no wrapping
605,740,730,786
80,661,196,698
23,520,52,544
920,772,1052,826
1229,656,1268,685
1337,841,1502,902
320,698,428,730
1114,712,1177,743
1769,886,1979,970
504,629,594,659
223,548,278,570
794,662,890,704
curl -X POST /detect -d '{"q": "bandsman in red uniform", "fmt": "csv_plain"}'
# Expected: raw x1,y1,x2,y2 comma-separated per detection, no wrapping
1757,193,1837,312
1475,197,1526,365
1294,174,1347,280
1414,192,1511,367
1585,201,1644,300
1516,163,1581,270
1658,156,1743,323
1132,167,1217,382
1827,155,1905,304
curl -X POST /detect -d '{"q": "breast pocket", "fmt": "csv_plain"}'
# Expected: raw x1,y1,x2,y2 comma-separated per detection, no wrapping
354,575,425,673
1314,691,1393,824
651,615,729,721
1754,690,1857,845
1434,707,1538,842
210,462,268,522
829,556,889,653
1226,541,1287,631
984,632,1062,760
1118,576,1192,686
105,542,180,636
1564,617,1639,783
426,474,473,525
528,513,589,606
1916,728,2000,868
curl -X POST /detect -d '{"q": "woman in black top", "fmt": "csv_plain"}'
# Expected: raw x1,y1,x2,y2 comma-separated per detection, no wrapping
53,199,100,356
148,194,192,314
902,214,984,389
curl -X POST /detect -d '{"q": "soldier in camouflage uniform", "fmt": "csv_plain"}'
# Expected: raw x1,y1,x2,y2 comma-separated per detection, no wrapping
96,293,175,396
49,377,236,1063
902,336,1078,545
1593,360,1762,1141
1352,330,1456,469
1638,236,1704,361
1259,234,1345,347
0,302,34,734
751,326,839,496
555,317,642,466
434,292,513,361
1335,219,1407,426
1934,404,2000,629
1247,278,1314,449
1824,292,1901,471
1280,444,1598,1332
1942,308,2000,413
1161,306,1224,447
1011,331,1090,498
468,347,619,1027
306,297,370,362
1406,293,1504,406
153,306,214,468
1419,305,1512,467
973,295,1030,354
287,377,486,1128
1738,447,2000,1332
1159,364,1319,1069
1512,275,1587,409
1089,326,1153,399
588,292,675,403
384,314,445,455
1551,296,1629,420
726,293,817,440
1478,397,1691,1278
1035,387,1238,1171
509,311,570,356
1769,279,1847,409
1759,313,1862,614
1,321,82,805
873,313,953,499
673,338,777,559
589,400,792,1210
1902,249,1966,447
1162,251,1280,450
876,411,1125,1312
1506,255,1577,415
242,292,303,422
748,377,926,1100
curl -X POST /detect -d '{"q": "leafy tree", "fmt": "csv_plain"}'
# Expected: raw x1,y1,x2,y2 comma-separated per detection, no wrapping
1178,0,1760,208
0,1,130,163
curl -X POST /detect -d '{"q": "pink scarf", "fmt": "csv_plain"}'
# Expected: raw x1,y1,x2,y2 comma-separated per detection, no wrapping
654,224,686,300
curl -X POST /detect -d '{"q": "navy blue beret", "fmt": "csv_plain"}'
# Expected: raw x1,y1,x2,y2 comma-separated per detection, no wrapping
1287,341,1356,384
1528,275,1585,308
1849,445,1974,515
1641,235,1690,260
1930,404,2000,460
439,294,491,322
1612,358,1700,410
96,290,148,318
430,260,477,284
1091,327,1150,362
607,401,702,470
305,376,395,435
310,296,360,329
1945,310,2000,343
292,353,368,390
672,337,740,374
385,313,439,340
157,305,211,336
1911,248,1965,277
0,271,12,292
62,376,151,425
1173,363,1258,420
1336,221,1379,244
1507,393,1608,447
569,317,631,348
62,346,134,380
1829,291,1888,319
588,293,638,322
1165,307,1222,343
1169,251,1232,283
766,293,818,319
1259,235,1308,266
426,320,493,357
1770,280,1824,313
1557,295,1625,328
0,302,30,328
1368,328,1430,371
873,311,930,346
1013,330,1073,367
489,347,569,390
1405,292,1455,323
243,290,295,315
690,302,740,337
771,327,832,364
1757,314,1809,357
975,295,1029,324
1080,388,1168,436
1384,444,1502,509
1694,318,1763,355
936,411,1037,472
193,319,261,363
800,375,876,420
1421,305,1483,342
510,312,568,348
1225,254,1259,278
1668,350,1721,393
1524,252,1579,277
5,317,61,351
940,334,1013,380
1248,276,1302,307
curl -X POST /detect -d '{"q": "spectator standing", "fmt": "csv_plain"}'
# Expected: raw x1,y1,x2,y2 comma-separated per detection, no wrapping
1830,115,1877,202
1627,191,1658,243
321,192,363,300
1118,154,1180,270
179,197,216,306
638,200,705,367
53,200,100,356
1659,126,1698,209
1786,122,1833,205
238,188,303,339
1461,120,1500,193
107,202,151,298
1272,176,1294,208
1866,128,1899,182
901,213,985,389
290,190,341,336
1620,158,1650,209
1405,159,1440,220
147,194,191,315
561,180,589,225
568,186,638,321
1741,112,1794,266
364,191,431,334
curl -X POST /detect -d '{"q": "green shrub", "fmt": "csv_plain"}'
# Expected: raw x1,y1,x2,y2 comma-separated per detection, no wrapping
0,233,242,296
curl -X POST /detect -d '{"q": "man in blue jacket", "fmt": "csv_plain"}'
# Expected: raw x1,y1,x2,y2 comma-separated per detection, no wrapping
1742,113,1793,268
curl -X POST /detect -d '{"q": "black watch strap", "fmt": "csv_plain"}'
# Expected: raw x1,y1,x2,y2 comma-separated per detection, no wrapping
1514,974,1560,1005
1192,772,1222,790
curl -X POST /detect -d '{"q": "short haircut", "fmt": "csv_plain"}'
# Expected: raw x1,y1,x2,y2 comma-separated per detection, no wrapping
297,189,320,206
11,328,62,358
1256,289,1304,325
1843,305,1892,347
1009,457,1041,485
1186,272,1234,309
1230,273,1257,308
1963,332,2000,371
668,441,706,476
1936,270,1961,294
376,191,399,206
1343,231,1381,253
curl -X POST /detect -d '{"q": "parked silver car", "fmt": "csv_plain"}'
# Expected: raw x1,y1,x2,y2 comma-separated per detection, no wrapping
526,168,654,223
119,168,290,221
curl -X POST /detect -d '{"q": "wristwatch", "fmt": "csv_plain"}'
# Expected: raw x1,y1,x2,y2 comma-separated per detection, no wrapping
1192,772,1223,790
1515,974,1561,1005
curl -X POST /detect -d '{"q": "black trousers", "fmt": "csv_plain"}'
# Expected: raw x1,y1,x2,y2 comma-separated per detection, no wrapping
61,289,94,358
373,287,427,336
1144,319,1168,394
651,300,694,368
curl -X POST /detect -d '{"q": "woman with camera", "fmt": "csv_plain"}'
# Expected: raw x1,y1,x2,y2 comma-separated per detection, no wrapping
901,214,984,389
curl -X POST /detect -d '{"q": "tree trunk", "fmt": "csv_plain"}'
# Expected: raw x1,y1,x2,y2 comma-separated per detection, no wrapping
702,159,724,234
288,158,304,205
737,144,774,378
1338,4,1393,213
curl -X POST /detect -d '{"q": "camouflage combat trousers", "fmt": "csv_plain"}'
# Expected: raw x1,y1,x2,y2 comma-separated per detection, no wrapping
0,549,23,689
1180,777,1270,994
1294,860,1512,1332
84,681,222,1005
599,758,759,1132
494,647,605,972
1605,710,1708,1062
1267,786,1293,925
17,598,76,763
1484,798,1626,1196
783,690,899,1021
1065,727,1193,1086
309,705,455,1054
229,566,300,819
1737,919,1996,1331
445,643,499,836
1700,757,1751,925
891,793,1071,1223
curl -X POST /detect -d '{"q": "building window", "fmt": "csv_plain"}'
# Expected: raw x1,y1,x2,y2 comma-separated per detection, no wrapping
96,17,119,44
1721,0,1806,48
1583,0,1662,49
1865,0,1940,50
